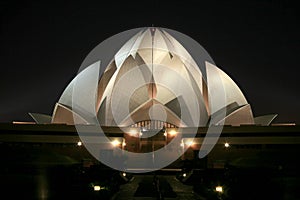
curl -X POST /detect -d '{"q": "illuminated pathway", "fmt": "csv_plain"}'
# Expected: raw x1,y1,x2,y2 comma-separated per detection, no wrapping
113,175,205,200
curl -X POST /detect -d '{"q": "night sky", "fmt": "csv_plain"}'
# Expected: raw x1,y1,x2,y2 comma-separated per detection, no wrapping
0,0,299,124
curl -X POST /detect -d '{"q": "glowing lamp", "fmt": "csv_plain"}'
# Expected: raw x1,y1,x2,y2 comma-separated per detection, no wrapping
111,140,121,147
216,186,223,193
94,185,101,191
168,130,177,136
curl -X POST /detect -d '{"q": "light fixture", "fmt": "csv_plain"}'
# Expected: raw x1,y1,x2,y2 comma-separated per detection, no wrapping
224,142,230,148
216,186,223,193
111,140,121,147
122,172,126,177
183,173,187,177
129,128,139,136
77,141,82,146
168,130,177,136
185,140,194,146
94,185,101,191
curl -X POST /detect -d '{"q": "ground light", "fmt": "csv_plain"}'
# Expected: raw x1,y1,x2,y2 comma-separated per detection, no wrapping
215,186,223,193
93,184,107,191
77,141,82,146
94,185,101,191
224,142,230,148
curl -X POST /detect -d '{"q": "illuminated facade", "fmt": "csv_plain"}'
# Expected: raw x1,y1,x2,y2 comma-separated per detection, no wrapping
30,27,277,127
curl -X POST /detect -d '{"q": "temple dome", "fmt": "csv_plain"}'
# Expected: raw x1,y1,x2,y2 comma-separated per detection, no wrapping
30,27,277,127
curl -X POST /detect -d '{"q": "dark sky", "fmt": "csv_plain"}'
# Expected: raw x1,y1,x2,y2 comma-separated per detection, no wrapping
0,0,299,124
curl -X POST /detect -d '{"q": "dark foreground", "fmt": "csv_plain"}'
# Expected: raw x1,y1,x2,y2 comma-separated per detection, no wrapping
0,161,299,200
0,124,300,199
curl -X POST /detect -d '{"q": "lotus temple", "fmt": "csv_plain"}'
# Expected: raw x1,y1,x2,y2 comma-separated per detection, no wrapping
29,27,277,127
0,27,299,199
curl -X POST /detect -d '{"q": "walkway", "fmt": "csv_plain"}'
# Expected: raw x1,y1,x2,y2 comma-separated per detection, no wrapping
113,175,205,200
